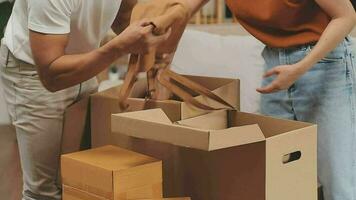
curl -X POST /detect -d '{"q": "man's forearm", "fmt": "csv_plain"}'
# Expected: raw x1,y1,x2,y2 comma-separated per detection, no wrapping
41,41,123,92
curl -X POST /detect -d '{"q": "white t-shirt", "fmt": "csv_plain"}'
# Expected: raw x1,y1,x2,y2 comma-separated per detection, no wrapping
4,0,122,64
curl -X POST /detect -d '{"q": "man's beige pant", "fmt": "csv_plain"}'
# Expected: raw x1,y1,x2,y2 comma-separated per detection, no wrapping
0,42,98,200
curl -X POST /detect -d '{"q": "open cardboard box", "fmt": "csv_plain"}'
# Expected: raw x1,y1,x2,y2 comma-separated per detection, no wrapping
111,109,317,200
91,75,239,148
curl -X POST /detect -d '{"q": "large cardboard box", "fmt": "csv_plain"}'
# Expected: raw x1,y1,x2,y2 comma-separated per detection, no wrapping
61,146,163,200
111,109,318,200
91,75,240,148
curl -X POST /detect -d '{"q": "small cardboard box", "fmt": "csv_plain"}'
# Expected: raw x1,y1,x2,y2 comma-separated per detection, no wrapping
63,185,107,200
111,109,317,200
61,145,163,200
63,184,163,200
91,75,240,148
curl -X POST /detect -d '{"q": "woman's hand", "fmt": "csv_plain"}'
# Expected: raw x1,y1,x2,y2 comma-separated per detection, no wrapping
111,19,172,55
257,64,305,94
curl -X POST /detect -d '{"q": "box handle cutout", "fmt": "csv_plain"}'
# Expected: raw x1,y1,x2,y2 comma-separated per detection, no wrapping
282,151,302,164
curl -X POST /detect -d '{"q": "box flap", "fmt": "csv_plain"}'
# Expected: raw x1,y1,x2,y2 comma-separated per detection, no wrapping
116,109,172,125
177,110,266,150
181,75,237,91
209,125,266,150
177,110,228,130
180,78,239,119
112,109,212,150
112,109,265,151
231,111,312,138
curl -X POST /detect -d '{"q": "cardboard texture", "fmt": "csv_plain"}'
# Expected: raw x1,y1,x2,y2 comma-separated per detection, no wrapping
63,183,189,200
111,109,317,200
91,75,240,148
62,97,91,154
141,198,191,200
61,146,163,200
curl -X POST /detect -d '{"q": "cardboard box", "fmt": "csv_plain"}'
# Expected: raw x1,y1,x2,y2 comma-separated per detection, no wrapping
91,75,240,148
61,145,163,200
111,109,317,200
63,184,163,200
62,97,91,154
63,185,107,200
141,198,191,200
91,76,239,197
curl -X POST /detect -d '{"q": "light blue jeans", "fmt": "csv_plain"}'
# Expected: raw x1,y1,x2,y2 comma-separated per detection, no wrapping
261,37,356,200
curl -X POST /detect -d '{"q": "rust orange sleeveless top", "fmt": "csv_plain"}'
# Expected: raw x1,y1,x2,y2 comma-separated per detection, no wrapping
225,0,331,48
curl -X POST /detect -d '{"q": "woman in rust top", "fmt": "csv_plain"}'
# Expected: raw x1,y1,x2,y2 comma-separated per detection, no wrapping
187,0,356,199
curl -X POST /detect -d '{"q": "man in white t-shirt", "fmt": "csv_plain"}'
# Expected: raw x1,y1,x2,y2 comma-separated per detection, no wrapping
0,0,173,199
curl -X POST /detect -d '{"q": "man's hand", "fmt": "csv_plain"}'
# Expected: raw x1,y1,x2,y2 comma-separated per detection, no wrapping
257,64,305,94
30,20,171,92
112,20,172,55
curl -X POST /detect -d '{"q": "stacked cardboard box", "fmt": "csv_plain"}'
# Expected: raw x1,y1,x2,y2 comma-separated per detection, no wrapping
111,109,318,200
61,146,163,200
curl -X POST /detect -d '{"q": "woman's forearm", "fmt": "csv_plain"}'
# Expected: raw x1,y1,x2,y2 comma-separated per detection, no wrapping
298,17,356,73
297,1,356,73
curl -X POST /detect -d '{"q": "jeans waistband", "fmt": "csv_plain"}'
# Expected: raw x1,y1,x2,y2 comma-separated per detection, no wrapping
266,36,353,52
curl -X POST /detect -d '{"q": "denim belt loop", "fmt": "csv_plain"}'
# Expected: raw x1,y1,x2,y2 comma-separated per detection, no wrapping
343,36,352,56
